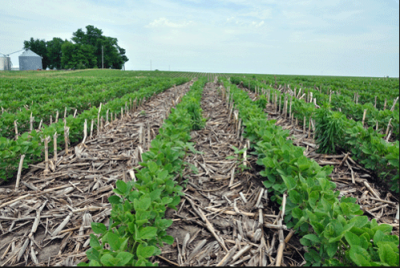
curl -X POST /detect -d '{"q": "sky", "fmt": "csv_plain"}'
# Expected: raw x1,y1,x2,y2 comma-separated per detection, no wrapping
1,0,399,77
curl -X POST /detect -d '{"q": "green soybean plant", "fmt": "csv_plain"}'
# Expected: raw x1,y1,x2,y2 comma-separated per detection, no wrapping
220,77,399,267
79,77,207,266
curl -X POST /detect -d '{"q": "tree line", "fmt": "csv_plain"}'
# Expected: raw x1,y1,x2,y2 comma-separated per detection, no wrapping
23,25,128,70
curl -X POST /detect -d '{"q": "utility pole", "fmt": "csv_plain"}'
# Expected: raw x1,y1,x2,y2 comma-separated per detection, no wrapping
169,65,170,71
150,60,152,71
102,46,104,69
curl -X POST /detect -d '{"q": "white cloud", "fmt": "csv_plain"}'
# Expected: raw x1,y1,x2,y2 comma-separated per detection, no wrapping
251,21,264,27
145,17,194,28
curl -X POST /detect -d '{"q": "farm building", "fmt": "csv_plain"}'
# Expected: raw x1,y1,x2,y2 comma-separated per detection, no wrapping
19,49,43,70
0,56,12,71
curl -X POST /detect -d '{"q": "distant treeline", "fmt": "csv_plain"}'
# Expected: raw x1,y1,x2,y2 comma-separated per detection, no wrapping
23,25,128,70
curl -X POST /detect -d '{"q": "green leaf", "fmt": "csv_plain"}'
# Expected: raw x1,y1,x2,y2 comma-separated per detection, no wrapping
288,189,301,204
89,234,101,248
349,216,369,228
148,161,158,174
326,242,338,258
169,196,181,207
77,262,89,267
129,190,140,202
137,244,156,259
120,238,129,251
379,234,399,246
139,226,157,240
134,197,151,211
116,252,134,266
345,232,360,248
292,207,303,219
88,260,101,267
157,170,169,181
373,230,385,245
116,180,128,194
373,224,393,235
300,238,311,247
371,218,378,229
162,235,174,245
339,202,352,216
159,219,173,229
136,259,146,266
161,197,173,205
106,232,121,251
308,249,321,263
86,248,100,262
108,195,121,205
100,253,118,266
149,189,162,201
349,246,371,266
303,234,320,243
281,174,297,191
310,221,324,235
263,180,273,188
308,191,319,208
91,222,107,235
376,242,399,256
357,234,369,250
341,196,357,203
294,216,307,230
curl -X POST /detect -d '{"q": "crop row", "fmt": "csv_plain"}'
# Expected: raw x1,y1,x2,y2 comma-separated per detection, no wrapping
235,76,399,141
246,74,399,110
297,83,399,140
0,77,125,111
0,77,189,181
79,78,207,266
230,76,399,192
0,77,166,139
220,77,399,266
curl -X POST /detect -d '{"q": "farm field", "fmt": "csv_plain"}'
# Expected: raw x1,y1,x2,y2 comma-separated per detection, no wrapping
0,70,398,266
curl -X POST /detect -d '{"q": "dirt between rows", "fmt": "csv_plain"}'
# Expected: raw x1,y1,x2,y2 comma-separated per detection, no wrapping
157,81,304,266
0,81,193,266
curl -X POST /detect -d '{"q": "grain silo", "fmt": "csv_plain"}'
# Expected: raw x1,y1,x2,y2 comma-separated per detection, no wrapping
0,56,12,71
19,49,43,70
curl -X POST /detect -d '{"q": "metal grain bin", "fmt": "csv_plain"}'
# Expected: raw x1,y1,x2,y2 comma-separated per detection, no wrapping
0,56,11,71
19,49,43,70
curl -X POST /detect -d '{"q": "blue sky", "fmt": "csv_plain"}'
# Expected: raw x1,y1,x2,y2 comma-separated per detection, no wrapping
1,0,399,77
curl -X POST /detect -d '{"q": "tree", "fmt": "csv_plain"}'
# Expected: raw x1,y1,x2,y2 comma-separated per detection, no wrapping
47,37,67,70
23,25,128,70
72,25,128,69
23,38,49,69
61,41,97,69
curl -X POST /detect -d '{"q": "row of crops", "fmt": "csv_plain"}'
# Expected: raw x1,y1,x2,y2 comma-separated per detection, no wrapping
0,70,226,182
241,74,399,110
218,77,399,266
230,76,399,193
0,76,192,181
78,77,208,266
0,77,175,139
